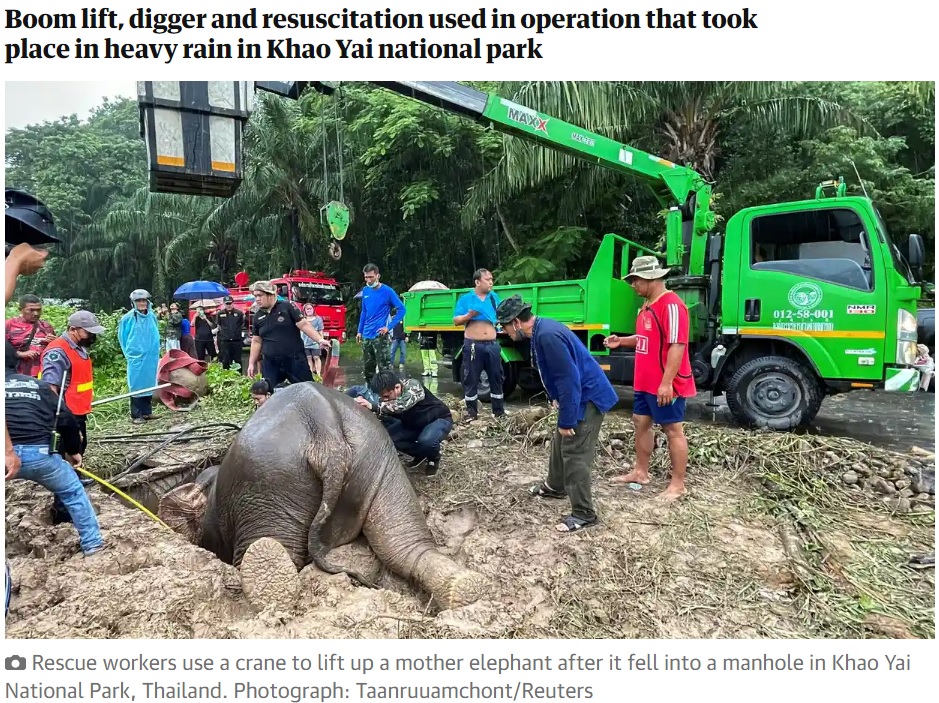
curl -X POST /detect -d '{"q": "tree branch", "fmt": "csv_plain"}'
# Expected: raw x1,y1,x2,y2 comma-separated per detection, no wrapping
495,204,520,254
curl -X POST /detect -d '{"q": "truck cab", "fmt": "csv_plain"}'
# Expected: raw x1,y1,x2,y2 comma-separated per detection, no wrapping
711,186,924,427
269,271,346,342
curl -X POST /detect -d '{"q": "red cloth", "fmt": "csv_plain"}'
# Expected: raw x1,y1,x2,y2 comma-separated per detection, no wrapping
5,317,56,377
633,291,697,397
156,349,208,410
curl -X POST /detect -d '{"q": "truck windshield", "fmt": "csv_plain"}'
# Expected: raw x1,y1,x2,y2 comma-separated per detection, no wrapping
291,282,343,305
875,211,916,285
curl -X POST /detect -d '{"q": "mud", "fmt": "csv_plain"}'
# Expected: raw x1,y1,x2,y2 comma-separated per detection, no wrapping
5,412,935,640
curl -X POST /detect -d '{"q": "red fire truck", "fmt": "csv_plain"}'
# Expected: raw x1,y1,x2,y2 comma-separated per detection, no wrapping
226,270,347,346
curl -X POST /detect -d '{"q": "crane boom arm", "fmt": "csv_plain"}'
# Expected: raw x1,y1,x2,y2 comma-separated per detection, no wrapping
261,80,717,274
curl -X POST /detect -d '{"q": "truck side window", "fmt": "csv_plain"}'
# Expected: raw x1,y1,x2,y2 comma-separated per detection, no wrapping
749,208,873,291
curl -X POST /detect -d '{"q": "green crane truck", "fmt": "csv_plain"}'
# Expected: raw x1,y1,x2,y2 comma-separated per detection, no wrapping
138,81,928,430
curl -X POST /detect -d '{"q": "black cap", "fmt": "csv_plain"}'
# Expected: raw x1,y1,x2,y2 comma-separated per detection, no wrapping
496,295,533,325
5,188,61,246
223,296,234,303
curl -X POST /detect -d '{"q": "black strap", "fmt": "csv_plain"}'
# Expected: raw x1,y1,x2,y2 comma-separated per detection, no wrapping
646,305,692,379
18,321,40,352
489,294,498,313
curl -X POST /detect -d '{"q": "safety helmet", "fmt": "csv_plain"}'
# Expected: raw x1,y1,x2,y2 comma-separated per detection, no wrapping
5,188,61,246
130,289,151,302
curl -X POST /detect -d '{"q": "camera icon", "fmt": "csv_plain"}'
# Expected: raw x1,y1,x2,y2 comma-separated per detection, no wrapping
5,654,27,671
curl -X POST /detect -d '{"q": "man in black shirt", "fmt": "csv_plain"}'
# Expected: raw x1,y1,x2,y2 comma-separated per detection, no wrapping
192,305,218,361
216,296,245,370
355,370,453,476
4,342,105,556
246,280,325,388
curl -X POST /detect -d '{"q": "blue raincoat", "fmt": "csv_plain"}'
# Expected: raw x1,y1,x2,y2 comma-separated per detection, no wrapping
118,303,160,394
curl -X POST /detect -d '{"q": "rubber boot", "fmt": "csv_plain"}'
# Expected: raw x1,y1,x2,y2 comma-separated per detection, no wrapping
421,349,431,376
429,350,438,377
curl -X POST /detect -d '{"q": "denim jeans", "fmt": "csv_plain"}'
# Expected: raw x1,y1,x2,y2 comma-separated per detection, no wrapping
13,445,104,554
130,394,153,419
346,384,381,406
384,417,453,460
390,339,407,365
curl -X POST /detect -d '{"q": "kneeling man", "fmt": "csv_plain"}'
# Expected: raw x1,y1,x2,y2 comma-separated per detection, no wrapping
355,370,453,476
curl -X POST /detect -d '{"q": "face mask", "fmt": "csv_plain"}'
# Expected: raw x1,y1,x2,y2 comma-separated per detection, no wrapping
509,322,525,342
78,333,97,348
367,280,379,288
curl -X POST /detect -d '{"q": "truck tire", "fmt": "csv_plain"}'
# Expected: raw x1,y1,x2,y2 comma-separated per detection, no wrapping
725,355,823,430
475,362,519,404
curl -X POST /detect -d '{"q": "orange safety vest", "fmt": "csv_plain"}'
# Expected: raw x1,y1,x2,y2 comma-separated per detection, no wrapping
40,337,94,416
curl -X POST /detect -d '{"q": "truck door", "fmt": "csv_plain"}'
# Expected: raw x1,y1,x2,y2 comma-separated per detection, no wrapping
737,206,886,381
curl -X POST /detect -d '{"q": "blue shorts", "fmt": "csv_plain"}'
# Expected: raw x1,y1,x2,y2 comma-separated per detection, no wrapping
633,391,686,425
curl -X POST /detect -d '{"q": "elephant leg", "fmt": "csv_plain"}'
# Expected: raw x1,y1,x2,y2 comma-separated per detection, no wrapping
239,537,301,612
307,450,379,589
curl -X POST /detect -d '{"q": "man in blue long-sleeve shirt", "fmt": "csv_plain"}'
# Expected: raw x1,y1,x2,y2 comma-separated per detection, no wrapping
497,294,618,534
357,263,406,382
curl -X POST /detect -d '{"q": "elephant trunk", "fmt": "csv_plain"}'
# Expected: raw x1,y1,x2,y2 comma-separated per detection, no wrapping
360,465,487,610
410,550,489,610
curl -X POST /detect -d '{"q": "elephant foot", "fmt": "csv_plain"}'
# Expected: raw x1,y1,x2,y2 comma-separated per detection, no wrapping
439,569,489,610
415,551,489,610
240,537,300,612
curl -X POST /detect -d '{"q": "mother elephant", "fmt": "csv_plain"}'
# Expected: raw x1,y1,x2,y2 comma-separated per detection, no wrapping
158,382,486,611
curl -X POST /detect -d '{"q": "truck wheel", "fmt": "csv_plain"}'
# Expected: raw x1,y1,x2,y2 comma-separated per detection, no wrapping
725,355,823,430
474,363,519,404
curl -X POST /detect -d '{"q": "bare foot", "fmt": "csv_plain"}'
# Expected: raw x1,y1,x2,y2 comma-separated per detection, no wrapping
609,469,650,485
657,483,686,502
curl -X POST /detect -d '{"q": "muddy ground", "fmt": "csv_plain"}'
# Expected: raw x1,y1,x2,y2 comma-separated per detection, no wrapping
4,402,935,640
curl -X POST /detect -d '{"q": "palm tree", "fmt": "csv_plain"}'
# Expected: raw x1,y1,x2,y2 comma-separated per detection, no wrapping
464,81,868,226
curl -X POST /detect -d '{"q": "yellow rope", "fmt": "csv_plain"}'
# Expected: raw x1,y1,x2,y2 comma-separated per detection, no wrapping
74,466,171,530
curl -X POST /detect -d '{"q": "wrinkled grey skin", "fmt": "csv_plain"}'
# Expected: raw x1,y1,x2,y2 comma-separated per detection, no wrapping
159,382,485,610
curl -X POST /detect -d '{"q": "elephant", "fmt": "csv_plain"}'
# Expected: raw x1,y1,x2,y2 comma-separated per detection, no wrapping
157,382,487,611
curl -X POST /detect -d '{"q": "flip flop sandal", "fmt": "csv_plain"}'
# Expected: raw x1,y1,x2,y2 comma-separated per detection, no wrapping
528,481,565,499
555,515,599,534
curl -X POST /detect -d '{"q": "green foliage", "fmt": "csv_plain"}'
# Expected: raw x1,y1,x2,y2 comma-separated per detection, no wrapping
5,81,934,310
496,227,592,283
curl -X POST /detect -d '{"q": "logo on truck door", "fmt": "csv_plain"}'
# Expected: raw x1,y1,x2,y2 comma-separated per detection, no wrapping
787,282,823,310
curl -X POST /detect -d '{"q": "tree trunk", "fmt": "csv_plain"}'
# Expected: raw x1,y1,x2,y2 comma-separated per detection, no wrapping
495,204,520,254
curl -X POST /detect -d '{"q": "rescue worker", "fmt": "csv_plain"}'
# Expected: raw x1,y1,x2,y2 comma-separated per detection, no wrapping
216,296,245,370
357,264,406,382
40,310,105,458
250,379,274,408
5,187,59,509
38,311,106,526
356,370,453,476
604,255,696,501
192,305,218,362
389,318,407,373
453,268,505,420
118,289,161,424
165,302,183,351
246,280,325,387
5,294,56,377
419,332,439,377
6,342,106,556
497,294,618,533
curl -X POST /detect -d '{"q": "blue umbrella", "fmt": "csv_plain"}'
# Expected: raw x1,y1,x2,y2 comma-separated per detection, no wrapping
173,281,230,300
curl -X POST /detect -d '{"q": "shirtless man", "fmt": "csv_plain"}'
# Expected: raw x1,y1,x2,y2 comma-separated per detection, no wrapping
604,256,695,500
453,268,505,420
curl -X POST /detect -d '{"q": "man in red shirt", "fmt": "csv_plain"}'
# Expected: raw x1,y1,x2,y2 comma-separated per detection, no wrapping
604,256,696,500
5,295,56,377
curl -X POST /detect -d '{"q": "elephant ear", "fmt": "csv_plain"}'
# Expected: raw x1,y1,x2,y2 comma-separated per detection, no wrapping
158,482,208,544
